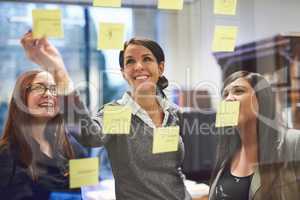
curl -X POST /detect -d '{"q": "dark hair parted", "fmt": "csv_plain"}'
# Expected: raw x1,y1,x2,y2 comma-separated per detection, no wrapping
211,70,283,197
119,37,169,92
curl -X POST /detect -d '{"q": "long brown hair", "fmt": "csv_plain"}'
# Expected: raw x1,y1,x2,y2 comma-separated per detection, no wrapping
211,71,283,198
0,69,75,176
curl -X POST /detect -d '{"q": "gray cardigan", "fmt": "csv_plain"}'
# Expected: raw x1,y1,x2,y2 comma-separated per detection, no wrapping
209,128,300,200
62,92,192,200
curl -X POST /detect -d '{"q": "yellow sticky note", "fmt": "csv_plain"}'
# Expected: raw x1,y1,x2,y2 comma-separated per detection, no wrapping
93,0,122,7
212,25,238,52
214,0,237,15
103,105,132,134
32,9,63,39
152,126,180,154
158,0,183,10
98,23,125,50
69,157,99,189
215,101,240,127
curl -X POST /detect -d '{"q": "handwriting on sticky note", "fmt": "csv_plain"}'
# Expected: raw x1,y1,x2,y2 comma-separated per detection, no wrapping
152,126,179,154
32,9,63,39
215,101,240,127
69,157,99,189
93,0,122,7
214,0,237,15
158,0,183,10
103,105,132,134
98,23,124,50
212,25,238,52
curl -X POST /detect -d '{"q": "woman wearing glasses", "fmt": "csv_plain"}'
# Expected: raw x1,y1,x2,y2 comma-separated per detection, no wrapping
0,69,87,199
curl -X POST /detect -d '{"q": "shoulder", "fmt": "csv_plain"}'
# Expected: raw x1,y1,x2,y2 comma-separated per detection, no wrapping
284,128,300,146
96,101,120,117
282,128,300,162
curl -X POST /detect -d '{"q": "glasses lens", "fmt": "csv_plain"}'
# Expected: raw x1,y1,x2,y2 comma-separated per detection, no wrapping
30,84,57,96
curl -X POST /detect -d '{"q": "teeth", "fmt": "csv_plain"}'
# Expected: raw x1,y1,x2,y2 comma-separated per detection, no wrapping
39,103,54,107
136,76,148,80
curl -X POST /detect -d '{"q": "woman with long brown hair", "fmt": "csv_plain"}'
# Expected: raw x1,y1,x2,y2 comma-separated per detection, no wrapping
0,69,86,199
209,71,300,200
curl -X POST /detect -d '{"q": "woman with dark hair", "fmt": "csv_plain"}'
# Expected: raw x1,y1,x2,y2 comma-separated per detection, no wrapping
209,71,300,200
21,32,192,200
0,69,87,199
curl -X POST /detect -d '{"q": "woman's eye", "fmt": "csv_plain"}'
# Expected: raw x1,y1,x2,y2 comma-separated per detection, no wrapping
233,88,244,94
125,59,135,65
144,57,152,62
33,85,44,91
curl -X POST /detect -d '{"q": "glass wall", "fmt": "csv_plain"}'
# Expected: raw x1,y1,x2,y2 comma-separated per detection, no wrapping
0,1,133,133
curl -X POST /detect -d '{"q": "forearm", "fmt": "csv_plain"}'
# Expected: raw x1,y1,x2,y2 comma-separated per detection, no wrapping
59,91,109,147
54,68,74,95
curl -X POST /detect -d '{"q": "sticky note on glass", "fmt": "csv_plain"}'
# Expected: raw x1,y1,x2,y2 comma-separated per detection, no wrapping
214,0,237,15
215,101,240,127
93,0,122,7
152,126,179,154
103,105,132,134
69,157,99,189
32,9,63,39
212,25,238,52
158,0,183,10
98,23,125,50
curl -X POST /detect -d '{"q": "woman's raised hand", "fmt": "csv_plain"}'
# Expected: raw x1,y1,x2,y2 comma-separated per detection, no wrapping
21,31,73,94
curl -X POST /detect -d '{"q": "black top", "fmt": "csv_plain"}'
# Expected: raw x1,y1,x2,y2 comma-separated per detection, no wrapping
0,133,87,200
214,166,254,200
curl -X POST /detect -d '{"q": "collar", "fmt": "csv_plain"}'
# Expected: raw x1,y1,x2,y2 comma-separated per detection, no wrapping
116,92,172,128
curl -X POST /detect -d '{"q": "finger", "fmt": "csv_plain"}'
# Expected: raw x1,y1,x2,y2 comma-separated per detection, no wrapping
21,34,37,49
24,30,32,37
20,33,32,46
37,36,48,48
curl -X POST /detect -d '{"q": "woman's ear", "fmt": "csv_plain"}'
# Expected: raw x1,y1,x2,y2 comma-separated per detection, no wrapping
158,61,165,76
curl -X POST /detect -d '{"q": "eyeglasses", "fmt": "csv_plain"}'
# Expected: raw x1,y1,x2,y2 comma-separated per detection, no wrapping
27,83,58,96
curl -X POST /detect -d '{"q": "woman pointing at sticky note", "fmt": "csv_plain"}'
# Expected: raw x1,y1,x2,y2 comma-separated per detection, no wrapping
21,32,192,200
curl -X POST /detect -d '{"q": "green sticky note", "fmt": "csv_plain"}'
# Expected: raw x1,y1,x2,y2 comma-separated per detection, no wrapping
32,9,63,39
98,23,125,50
69,157,99,189
214,0,237,15
158,0,183,10
215,101,240,127
103,105,132,134
152,126,180,154
212,25,238,52
93,0,122,7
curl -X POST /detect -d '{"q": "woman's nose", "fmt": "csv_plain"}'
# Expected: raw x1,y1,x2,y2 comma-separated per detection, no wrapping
134,61,144,71
43,88,54,97
225,93,236,101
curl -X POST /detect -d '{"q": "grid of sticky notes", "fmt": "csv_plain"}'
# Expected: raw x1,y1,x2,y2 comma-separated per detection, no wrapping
69,157,99,189
212,25,238,52
93,0,122,7
214,0,237,15
98,23,125,50
152,126,180,154
215,101,240,127
158,0,184,10
32,9,63,39
102,105,132,134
